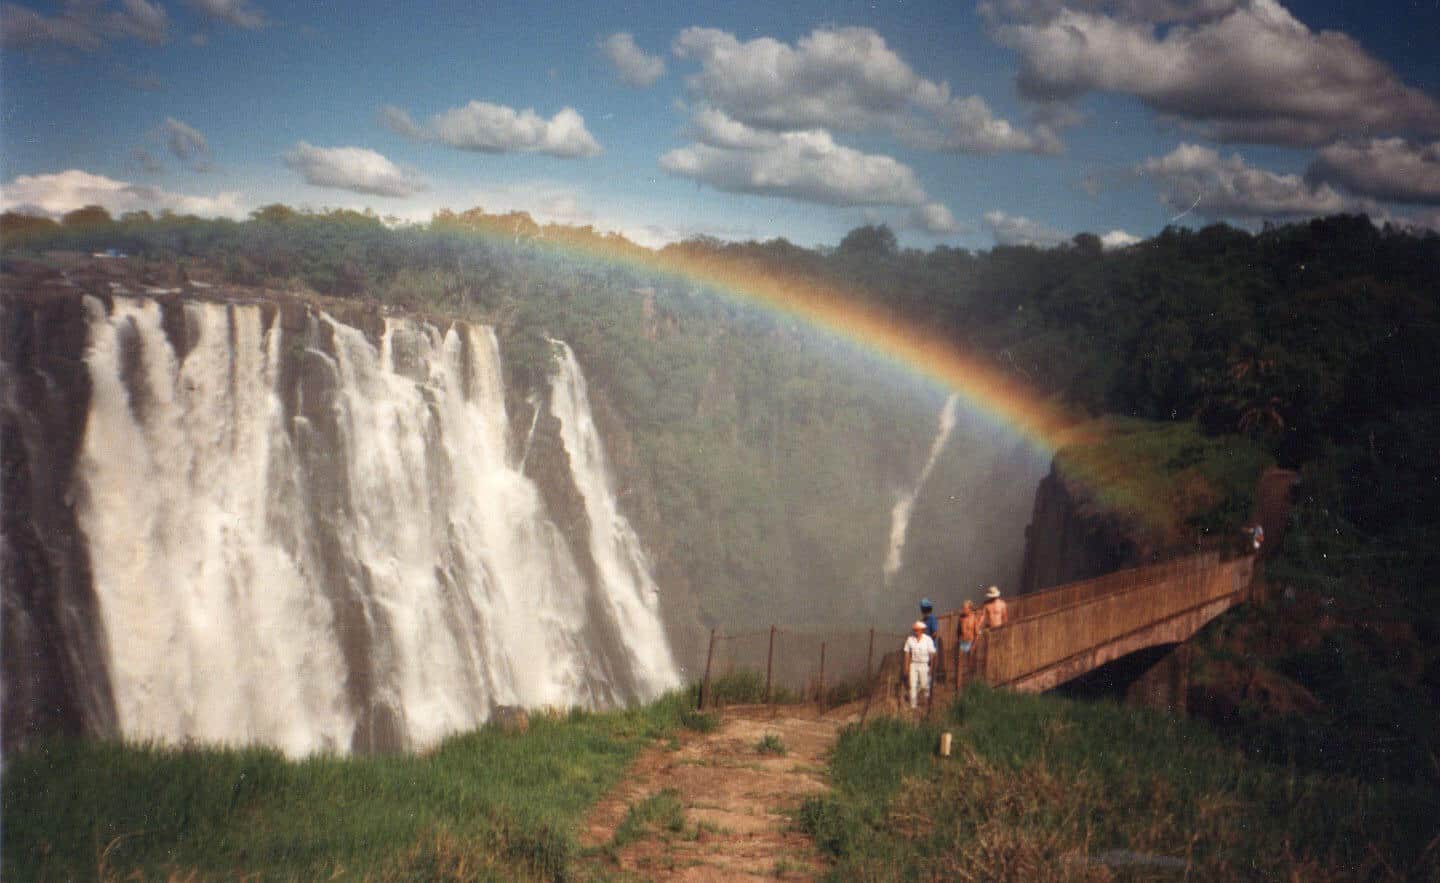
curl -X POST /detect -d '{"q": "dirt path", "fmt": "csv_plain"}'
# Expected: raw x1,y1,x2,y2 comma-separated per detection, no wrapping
577,704,861,881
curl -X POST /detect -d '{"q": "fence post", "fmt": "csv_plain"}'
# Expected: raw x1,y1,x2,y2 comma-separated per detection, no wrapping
865,628,875,681
698,628,717,710
818,641,827,705
765,625,776,705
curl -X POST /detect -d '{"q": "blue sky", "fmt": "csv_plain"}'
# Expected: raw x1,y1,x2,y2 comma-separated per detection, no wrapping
3,0,1438,249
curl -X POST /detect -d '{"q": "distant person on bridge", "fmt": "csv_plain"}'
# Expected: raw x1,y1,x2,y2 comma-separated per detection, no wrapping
958,601,979,653
919,598,941,684
903,621,936,709
981,586,1008,631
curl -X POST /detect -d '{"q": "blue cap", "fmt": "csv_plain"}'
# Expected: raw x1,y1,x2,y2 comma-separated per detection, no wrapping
920,598,933,610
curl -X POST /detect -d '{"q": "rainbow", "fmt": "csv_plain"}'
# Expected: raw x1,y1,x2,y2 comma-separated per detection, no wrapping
433,210,1085,458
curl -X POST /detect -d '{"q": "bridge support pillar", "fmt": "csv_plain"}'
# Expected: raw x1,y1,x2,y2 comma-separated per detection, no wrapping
1126,641,1190,715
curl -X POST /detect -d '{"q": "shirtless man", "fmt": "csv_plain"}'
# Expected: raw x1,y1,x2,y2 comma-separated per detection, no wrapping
958,601,980,653
981,586,1008,630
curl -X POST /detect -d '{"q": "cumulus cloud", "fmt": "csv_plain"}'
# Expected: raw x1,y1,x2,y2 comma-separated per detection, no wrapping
187,0,264,29
600,32,665,87
161,117,213,171
1140,143,1354,220
910,95,1063,155
908,203,967,235
980,0,1245,26
1100,229,1141,248
382,101,602,158
660,113,927,207
2,0,170,50
992,0,1440,146
983,210,1069,247
0,169,243,217
1307,139,1440,206
672,25,1054,154
283,142,427,198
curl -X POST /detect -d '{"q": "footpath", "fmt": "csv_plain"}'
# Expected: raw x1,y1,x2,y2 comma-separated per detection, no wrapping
576,704,863,881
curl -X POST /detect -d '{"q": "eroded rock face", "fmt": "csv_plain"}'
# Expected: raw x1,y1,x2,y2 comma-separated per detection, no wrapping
2,288,118,751
3,276,684,754
1018,462,1139,594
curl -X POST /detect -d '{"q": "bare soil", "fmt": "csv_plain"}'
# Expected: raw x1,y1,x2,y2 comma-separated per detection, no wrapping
577,704,862,881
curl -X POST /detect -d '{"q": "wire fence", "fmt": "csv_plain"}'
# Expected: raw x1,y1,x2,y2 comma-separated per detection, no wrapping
696,625,913,710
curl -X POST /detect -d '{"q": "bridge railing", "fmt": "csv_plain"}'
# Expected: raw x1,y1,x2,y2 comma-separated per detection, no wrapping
969,554,1252,688
1007,552,1222,623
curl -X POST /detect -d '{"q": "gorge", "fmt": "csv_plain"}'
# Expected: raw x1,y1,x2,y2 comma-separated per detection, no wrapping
3,276,1051,756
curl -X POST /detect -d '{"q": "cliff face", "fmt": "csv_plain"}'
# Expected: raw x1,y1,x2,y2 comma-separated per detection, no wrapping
2,287,117,749
1018,461,1142,594
2,270,682,753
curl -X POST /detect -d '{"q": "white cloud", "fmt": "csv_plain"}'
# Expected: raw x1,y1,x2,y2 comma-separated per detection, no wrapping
161,117,213,171
1100,229,1141,248
2,0,169,50
660,115,928,207
981,0,1245,26
0,169,243,217
382,101,602,158
186,0,264,29
909,203,966,235
600,32,665,88
672,25,1053,155
993,0,1440,147
283,142,427,198
1140,143,1354,220
1307,139,1440,206
983,210,1069,247
909,95,1063,155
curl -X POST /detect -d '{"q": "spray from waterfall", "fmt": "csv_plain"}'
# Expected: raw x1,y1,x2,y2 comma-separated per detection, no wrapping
884,393,960,583
74,296,679,756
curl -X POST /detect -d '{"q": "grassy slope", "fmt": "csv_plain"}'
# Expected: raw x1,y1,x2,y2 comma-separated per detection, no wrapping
1054,417,1271,547
2,692,714,882
800,687,1438,881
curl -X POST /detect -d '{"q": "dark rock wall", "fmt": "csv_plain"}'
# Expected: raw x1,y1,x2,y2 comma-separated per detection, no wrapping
1018,461,1139,594
2,289,118,751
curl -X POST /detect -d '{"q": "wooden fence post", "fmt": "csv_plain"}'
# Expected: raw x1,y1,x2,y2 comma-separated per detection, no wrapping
818,641,827,704
698,628,717,710
765,625,776,705
865,628,875,681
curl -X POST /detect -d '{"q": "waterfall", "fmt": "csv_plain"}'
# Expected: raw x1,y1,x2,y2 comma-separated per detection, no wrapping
884,393,960,582
548,341,680,695
73,296,679,756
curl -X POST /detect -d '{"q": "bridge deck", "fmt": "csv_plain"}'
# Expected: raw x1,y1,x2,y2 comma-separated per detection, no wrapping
934,552,1254,693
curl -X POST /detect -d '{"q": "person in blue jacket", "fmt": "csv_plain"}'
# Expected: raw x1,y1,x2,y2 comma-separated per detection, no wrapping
920,598,941,685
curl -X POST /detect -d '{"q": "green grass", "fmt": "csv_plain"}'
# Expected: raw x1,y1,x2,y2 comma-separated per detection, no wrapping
608,789,686,853
1056,417,1270,543
754,733,788,756
3,691,704,882
799,686,1439,881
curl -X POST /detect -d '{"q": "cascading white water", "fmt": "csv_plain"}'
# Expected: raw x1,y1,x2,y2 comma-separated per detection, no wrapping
74,296,679,756
884,393,960,582
549,342,680,694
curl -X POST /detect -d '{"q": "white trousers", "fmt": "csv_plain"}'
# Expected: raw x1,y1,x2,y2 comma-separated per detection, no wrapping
908,663,930,708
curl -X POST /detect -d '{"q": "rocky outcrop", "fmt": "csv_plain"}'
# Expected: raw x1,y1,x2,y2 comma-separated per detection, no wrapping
2,287,118,751
1018,461,1143,594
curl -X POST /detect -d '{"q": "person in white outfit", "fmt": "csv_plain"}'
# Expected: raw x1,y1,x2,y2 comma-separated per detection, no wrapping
904,620,936,709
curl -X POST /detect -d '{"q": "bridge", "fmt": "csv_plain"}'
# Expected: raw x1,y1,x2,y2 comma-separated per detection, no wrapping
931,551,1255,707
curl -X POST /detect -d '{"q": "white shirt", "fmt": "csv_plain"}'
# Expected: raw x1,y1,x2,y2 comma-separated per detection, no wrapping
904,634,936,666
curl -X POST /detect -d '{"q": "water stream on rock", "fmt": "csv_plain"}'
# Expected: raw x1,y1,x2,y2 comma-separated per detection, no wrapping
75,297,679,755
